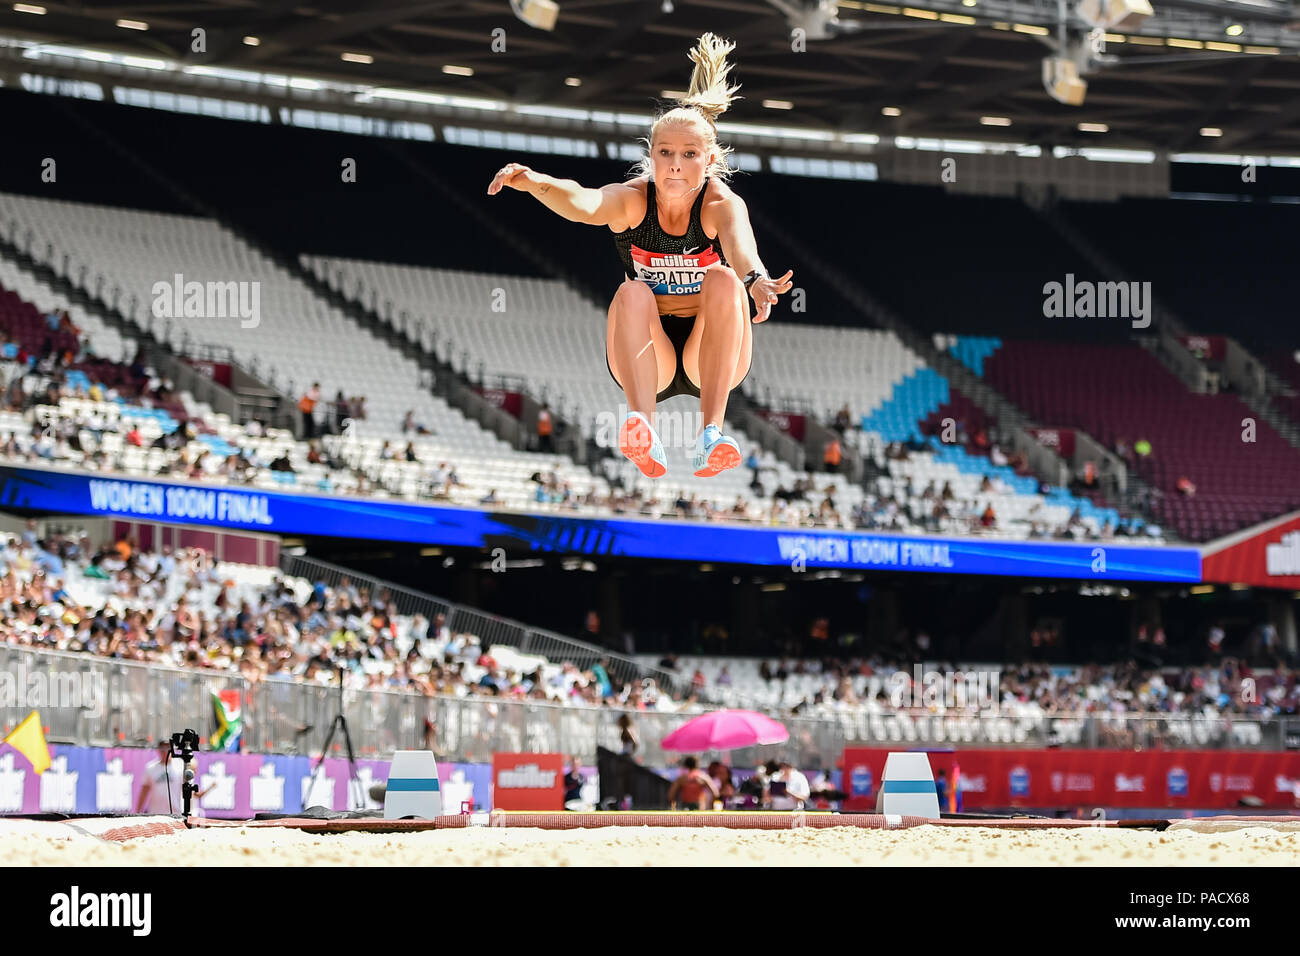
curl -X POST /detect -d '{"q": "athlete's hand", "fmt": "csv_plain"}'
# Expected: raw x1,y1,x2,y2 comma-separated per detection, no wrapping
487,162,536,195
750,269,794,323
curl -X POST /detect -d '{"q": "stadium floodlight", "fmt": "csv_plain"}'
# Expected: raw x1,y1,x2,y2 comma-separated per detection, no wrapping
1043,55,1088,105
765,0,865,40
510,0,559,31
1077,0,1153,31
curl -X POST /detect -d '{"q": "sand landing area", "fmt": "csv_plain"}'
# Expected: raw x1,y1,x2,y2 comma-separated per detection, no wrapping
2,814,1298,866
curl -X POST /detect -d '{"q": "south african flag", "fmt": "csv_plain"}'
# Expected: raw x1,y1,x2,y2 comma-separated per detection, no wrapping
210,689,243,752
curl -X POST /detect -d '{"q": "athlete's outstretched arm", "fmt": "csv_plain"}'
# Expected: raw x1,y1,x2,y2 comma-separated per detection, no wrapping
714,196,794,323
486,161,633,226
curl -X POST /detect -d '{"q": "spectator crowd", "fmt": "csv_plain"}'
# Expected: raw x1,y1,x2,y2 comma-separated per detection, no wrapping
1,523,1289,729
0,352,1158,540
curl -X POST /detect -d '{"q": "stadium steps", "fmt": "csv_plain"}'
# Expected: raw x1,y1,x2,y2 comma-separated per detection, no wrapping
51,92,459,398
297,256,597,464
383,139,608,311
1230,347,1300,450
981,339,1300,540
945,333,1165,529
717,385,809,473
741,199,1081,495
287,259,577,461
0,216,306,434
294,256,814,509
366,139,602,462
1125,338,1297,505
47,97,439,392
857,362,1127,532
746,192,1153,532
744,199,1028,431
34,100,601,483
1028,191,1300,453
0,229,146,360
0,252,292,438
945,336,1001,378
48,98,440,392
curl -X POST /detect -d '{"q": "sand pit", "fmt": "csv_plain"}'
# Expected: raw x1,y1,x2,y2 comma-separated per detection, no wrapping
3,819,1299,866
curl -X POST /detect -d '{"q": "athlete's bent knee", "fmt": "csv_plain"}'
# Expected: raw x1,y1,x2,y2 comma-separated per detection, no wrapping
614,278,655,308
701,268,744,299
611,281,657,339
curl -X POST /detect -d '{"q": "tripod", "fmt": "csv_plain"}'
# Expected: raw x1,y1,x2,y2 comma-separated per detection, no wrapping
304,666,366,811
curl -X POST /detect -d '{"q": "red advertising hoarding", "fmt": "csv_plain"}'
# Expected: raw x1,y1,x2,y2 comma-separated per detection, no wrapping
1202,510,1300,590
841,747,1300,810
492,752,565,810
1027,427,1076,459
1179,335,1226,361
759,410,807,442
473,388,524,419
187,360,233,388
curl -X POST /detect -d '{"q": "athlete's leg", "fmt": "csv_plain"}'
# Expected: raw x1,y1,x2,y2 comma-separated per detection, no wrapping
606,279,676,477
682,267,752,430
605,279,676,417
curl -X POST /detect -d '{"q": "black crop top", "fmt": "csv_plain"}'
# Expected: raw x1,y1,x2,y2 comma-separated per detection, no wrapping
612,176,729,296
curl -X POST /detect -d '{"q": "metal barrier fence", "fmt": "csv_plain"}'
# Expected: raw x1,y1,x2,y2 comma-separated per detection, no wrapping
3,646,1296,765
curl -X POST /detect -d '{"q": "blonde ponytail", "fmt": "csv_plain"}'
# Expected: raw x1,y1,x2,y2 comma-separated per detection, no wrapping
680,32,741,128
630,33,741,185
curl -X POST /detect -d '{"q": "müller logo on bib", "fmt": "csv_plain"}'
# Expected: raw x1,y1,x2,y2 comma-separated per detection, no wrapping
631,244,721,295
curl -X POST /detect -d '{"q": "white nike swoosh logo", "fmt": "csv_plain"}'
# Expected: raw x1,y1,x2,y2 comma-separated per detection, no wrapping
683,246,700,254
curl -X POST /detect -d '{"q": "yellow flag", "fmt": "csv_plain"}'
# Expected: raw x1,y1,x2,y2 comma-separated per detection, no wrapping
3,710,51,775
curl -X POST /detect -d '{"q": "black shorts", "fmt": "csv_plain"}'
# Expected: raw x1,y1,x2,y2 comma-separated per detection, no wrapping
606,313,750,403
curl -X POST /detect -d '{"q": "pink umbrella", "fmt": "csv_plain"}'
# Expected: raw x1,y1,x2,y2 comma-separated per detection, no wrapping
660,709,789,752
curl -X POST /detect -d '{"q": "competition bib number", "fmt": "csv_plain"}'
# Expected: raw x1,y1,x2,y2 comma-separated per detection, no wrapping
630,243,722,296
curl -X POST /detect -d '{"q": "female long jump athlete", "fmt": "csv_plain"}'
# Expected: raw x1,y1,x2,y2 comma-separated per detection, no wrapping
487,32,794,478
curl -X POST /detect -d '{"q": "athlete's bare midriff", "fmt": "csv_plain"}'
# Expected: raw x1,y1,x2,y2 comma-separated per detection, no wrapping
610,175,729,318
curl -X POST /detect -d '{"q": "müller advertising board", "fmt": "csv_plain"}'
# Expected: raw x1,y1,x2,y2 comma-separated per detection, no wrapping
491,753,565,811
1201,509,1300,590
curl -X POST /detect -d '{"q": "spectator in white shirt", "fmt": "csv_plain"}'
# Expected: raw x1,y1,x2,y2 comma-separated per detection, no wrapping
769,759,811,811
135,550,159,581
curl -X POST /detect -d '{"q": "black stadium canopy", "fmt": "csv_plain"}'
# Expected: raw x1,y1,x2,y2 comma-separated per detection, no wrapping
0,0,1298,153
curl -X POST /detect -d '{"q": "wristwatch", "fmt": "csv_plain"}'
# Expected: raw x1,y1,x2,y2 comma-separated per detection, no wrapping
742,269,767,291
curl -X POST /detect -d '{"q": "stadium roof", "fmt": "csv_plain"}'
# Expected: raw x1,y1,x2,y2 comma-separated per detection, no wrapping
1,0,1299,153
